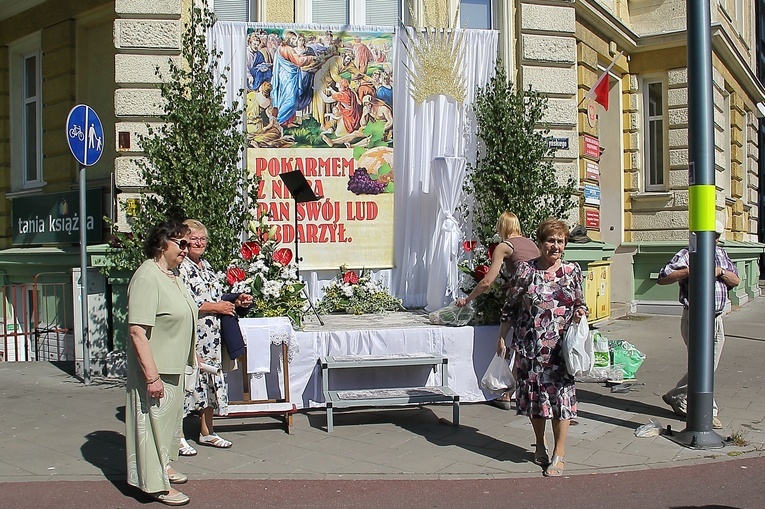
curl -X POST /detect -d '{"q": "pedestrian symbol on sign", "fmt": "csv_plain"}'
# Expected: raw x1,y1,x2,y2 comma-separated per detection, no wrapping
66,104,104,167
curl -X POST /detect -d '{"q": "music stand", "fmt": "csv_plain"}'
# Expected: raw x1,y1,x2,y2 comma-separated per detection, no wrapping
279,170,324,326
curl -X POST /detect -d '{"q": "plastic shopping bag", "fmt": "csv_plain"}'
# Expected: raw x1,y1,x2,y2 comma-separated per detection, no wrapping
609,339,646,379
428,301,475,326
634,418,662,438
592,331,610,368
562,317,593,377
481,353,516,394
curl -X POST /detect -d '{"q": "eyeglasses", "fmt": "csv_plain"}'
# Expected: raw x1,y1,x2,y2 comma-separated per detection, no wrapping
189,236,208,243
169,238,191,250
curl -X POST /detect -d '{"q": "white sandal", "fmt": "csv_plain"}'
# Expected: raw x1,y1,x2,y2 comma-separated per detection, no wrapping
199,433,232,449
178,437,197,457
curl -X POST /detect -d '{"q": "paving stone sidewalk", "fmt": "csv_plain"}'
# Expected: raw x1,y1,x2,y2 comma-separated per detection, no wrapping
0,296,763,483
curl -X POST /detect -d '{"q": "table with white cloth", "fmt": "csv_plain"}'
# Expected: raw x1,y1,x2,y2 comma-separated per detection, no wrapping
236,318,502,410
226,317,299,432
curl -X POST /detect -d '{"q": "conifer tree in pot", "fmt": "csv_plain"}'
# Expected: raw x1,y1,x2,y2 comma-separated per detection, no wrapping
109,7,256,272
460,62,578,322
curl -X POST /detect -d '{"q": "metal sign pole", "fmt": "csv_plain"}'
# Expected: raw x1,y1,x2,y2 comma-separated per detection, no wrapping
65,103,104,385
666,0,724,449
79,165,90,385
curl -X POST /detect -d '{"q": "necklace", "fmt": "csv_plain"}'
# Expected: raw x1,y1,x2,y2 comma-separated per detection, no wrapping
154,260,175,277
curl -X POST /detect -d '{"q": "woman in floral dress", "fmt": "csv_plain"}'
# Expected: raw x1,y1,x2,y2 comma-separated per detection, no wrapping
177,219,252,453
500,219,588,477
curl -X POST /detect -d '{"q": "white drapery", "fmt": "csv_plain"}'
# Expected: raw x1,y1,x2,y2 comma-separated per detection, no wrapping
209,23,498,309
425,156,467,310
391,28,498,308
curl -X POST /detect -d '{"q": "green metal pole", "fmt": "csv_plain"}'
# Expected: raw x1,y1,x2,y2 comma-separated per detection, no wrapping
668,0,723,449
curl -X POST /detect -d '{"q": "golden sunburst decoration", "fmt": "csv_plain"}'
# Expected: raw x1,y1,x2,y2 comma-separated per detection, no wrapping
402,1,466,105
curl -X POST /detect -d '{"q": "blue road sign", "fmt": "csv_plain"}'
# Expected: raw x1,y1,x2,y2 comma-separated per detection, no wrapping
66,104,104,167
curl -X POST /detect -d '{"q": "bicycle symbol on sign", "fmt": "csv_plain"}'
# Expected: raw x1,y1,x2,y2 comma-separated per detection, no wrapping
69,124,85,141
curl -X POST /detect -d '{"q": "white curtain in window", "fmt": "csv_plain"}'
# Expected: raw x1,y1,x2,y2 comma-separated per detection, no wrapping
209,24,498,309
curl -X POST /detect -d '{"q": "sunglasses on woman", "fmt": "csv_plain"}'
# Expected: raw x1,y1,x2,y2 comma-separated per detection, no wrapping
168,238,191,250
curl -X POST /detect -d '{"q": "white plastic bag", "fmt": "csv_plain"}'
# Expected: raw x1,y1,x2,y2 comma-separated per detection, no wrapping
562,317,593,377
634,418,662,438
481,353,516,393
428,301,475,326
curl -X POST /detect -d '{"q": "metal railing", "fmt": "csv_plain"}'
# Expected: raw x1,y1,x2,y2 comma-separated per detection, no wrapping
1,273,73,362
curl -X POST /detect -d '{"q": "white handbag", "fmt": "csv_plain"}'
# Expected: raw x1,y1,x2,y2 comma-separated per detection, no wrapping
184,364,199,393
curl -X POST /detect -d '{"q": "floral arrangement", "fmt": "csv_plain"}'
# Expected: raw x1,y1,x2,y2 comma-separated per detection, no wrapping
316,265,404,315
225,216,308,327
457,240,509,324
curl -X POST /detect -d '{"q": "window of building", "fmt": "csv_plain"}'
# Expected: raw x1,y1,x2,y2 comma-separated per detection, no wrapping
460,0,493,29
734,0,745,35
720,91,732,196
9,35,43,191
306,0,400,25
742,110,749,200
213,0,258,22
643,79,666,191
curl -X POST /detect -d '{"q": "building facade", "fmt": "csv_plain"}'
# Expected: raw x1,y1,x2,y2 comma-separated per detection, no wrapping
1,0,763,369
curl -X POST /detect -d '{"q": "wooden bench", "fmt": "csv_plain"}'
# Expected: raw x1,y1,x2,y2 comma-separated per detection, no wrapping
318,353,460,432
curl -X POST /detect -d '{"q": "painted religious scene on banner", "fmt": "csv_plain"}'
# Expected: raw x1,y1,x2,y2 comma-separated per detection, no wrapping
245,26,394,271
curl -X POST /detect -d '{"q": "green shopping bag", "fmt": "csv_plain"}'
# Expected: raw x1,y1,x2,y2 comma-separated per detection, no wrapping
608,340,646,380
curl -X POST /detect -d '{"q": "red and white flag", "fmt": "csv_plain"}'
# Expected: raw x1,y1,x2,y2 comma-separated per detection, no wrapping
584,52,623,111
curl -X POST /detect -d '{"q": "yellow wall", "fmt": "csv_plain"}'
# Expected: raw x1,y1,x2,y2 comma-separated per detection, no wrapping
0,0,114,248
266,0,296,23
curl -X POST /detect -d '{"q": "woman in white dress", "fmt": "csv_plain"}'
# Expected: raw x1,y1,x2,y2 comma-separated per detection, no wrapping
177,219,252,453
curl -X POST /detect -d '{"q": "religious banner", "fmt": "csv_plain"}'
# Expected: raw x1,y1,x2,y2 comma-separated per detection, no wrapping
245,27,395,270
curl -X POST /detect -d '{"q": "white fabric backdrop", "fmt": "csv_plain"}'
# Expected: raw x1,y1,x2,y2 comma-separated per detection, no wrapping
209,24,498,309
391,28,497,308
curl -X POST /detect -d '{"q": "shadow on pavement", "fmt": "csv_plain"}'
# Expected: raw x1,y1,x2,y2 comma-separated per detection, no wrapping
80,429,159,504
670,506,743,509
48,361,78,377
394,407,531,465
577,388,679,428
302,404,531,465
725,334,765,342
208,416,290,434
81,429,126,480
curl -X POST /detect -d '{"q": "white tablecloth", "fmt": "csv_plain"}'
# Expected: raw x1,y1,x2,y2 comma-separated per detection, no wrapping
233,322,501,409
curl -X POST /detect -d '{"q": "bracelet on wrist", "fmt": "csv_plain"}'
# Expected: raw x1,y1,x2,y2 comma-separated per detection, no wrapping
146,375,161,385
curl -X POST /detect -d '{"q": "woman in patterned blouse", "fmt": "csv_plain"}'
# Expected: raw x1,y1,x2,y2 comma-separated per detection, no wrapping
177,219,252,453
501,219,588,477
